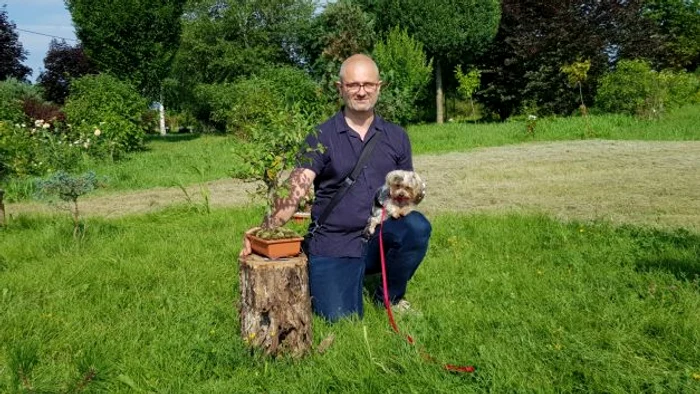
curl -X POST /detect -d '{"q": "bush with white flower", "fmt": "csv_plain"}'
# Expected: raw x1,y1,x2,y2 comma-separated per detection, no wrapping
0,120,84,181
64,74,151,160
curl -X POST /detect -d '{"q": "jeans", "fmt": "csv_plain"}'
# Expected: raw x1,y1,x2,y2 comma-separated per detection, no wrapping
308,211,432,322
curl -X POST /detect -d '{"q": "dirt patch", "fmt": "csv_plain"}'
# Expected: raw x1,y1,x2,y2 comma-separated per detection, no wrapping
7,140,700,230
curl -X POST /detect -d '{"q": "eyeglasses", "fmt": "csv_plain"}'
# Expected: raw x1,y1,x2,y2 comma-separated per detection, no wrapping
342,82,380,93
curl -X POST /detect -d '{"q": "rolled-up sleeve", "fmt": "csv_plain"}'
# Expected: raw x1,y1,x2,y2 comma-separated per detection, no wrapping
297,130,327,175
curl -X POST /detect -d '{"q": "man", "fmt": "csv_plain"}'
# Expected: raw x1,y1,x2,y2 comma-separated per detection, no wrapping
241,54,431,321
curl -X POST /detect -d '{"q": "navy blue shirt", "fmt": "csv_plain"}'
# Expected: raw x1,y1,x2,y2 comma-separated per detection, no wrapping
301,111,413,257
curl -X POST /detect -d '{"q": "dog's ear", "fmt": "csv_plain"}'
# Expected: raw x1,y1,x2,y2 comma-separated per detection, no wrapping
412,173,426,204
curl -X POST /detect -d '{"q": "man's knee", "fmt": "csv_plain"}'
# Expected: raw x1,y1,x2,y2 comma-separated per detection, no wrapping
396,211,431,243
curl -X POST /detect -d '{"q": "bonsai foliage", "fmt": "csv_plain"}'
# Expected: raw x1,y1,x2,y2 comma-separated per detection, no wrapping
233,105,322,226
36,171,101,237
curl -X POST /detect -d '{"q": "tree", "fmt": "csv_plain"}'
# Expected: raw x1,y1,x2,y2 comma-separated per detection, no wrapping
165,0,316,120
560,59,591,115
306,0,376,105
454,65,480,118
644,0,700,71
476,0,663,119
37,40,97,104
0,7,31,81
358,0,500,123
66,0,187,100
373,27,432,125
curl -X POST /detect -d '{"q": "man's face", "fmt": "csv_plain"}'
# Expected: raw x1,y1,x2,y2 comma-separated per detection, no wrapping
337,61,381,113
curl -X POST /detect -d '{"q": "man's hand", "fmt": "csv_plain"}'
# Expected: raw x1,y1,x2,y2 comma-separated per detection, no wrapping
239,227,261,257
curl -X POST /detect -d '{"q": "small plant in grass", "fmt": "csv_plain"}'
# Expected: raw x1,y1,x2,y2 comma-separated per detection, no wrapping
232,105,322,240
36,171,102,238
455,65,481,119
525,114,538,136
561,59,595,137
561,59,591,116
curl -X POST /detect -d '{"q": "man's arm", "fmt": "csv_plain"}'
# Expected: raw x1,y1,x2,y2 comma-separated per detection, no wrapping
240,168,316,256
262,168,316,228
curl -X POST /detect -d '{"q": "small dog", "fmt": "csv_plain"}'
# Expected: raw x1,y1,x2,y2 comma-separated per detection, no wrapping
364,170,426,237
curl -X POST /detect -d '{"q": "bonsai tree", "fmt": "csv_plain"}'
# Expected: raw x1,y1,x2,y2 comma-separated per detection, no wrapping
36,171,102,237
233,105,322,240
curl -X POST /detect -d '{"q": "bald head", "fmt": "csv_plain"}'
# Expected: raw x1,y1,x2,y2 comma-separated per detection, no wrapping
339,54,379,82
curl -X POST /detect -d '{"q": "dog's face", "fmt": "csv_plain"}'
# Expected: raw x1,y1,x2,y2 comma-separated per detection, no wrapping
386,170,425,205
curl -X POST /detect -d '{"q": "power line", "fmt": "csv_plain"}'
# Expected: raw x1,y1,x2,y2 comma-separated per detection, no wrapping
16,28,77,42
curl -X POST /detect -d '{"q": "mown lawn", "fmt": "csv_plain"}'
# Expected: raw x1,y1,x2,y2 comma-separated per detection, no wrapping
1,208,698,392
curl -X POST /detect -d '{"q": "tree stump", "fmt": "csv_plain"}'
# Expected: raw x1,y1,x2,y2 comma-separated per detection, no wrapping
238,253,313,357
0,189,5,227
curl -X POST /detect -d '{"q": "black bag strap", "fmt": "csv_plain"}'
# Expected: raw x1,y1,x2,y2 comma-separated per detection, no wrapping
309,130,383,236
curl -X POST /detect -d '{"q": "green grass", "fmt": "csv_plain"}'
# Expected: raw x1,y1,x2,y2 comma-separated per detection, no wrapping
1,208,698,392
1,133,241,202
3,105,700,202
408,104,700,155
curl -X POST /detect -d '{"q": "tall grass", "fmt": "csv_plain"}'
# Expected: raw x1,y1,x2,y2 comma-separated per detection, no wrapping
408,104,700,155
1,208,698,392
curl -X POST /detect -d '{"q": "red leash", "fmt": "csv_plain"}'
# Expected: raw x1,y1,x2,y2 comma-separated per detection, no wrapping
378,207,475,373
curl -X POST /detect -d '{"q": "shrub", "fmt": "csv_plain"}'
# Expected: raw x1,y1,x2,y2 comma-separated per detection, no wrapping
0,78,42,123
22,97,65,125
660,70,700,108
64,74,149,158
197,66,327,136
596,59,700,118
35,171,102,237
0,121,84,181
373,27,432,125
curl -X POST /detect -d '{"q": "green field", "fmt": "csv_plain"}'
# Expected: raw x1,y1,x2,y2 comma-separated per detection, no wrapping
1,208,698,392
1,107,699,392
3,105,700,202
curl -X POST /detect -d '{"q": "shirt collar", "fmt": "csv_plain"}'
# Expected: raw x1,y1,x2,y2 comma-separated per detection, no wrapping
334,108,385,135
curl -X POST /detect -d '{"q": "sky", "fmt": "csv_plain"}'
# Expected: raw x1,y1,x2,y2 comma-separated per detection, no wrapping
3,0,76,82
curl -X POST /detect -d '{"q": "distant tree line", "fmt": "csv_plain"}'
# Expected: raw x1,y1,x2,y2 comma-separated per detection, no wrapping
1,0,699,128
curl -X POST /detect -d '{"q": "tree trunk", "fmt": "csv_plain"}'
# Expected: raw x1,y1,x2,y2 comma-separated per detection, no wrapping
0,189,5,227
436,58,444,124
238,253,313,358
159,97,167,136
72,199,80,238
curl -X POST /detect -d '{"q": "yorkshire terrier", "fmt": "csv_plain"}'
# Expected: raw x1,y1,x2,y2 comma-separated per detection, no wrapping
364,170,426,237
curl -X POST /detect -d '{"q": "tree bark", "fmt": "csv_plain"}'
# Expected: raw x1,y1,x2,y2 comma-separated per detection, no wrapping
72,198,80,238
238,253,313,358
0,189,5,227
159,97,167,136
436,58,444,124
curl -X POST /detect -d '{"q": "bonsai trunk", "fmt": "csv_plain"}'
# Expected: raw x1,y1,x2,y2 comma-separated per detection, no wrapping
238,253,313,357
